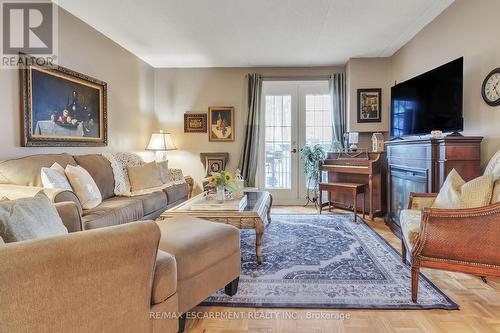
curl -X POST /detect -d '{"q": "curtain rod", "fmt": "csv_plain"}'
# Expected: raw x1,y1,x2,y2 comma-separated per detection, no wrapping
262,74,332,81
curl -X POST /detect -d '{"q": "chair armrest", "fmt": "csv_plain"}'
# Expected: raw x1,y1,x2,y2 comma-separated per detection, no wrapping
0,221,161,332
0,184,82,216
408,192,438,210
54,201,83,232
412,202,500,269
152,250,177,305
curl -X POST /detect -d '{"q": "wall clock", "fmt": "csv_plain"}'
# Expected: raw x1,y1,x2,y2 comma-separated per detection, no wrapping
482,67,500,106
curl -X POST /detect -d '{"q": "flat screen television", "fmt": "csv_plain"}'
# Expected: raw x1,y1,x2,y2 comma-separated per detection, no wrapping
390,57,463,137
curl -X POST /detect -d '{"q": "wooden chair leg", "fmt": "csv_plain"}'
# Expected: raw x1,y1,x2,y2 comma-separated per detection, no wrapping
319,188,323,214
328,191,332,212
353,190,357,222
411,263,420,302
362,192,366,219
401,238,407,264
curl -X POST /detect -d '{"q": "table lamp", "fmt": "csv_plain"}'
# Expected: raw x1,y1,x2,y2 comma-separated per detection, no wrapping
146,130,177,162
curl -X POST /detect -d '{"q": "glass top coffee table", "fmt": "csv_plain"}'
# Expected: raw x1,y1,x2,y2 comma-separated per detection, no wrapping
160,190,272,264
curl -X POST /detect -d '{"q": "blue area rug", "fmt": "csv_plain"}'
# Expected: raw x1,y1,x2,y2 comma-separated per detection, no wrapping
202,214,458,310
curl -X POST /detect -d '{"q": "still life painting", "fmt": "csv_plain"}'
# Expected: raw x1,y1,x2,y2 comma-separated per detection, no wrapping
208,106,234,142
20,55,107,146
357,88,381,123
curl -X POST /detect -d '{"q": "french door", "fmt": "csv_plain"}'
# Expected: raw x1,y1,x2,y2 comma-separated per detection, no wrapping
258,81,332,204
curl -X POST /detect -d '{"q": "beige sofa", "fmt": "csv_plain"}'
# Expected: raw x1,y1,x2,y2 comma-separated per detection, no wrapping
0,153,194,231
0,153,241,333
0,221,179,333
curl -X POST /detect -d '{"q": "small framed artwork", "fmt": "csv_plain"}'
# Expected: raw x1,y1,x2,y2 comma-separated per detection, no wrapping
208,106,234,142
184,113,207,133
357,88,382,123
20,53,107,146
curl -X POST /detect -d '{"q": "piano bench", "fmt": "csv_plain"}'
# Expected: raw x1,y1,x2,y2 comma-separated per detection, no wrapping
318,182,367,221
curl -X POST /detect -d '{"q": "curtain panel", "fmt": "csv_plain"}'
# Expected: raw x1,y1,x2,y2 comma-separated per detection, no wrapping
238,73,263,186
329,73,347,148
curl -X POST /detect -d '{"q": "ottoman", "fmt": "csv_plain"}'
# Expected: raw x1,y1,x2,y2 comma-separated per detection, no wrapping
156,216,240,328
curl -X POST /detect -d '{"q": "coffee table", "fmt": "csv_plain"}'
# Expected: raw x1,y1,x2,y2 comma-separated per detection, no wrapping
160,190,272,264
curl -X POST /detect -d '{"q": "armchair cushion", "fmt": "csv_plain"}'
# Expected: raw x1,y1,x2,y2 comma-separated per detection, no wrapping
400,209,422,249
432,169,493,209
484,149,500,179
492,179,500,204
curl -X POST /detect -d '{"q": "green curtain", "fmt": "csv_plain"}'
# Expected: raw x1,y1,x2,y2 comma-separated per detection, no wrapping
329,73,347,148
238,73,263,186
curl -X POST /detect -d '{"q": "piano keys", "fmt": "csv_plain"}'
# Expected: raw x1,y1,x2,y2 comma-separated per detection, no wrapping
320,151,387,219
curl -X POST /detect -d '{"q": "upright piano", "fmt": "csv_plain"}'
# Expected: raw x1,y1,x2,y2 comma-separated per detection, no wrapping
320,151,387,219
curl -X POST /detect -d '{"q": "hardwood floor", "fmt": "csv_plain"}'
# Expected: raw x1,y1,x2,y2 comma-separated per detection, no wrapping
185,206,500,333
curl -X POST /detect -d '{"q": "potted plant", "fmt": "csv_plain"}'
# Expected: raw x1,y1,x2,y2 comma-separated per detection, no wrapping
300,145,326,206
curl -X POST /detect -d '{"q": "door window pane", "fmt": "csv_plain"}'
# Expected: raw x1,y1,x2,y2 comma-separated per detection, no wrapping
305,94,332,151
264,95,291,189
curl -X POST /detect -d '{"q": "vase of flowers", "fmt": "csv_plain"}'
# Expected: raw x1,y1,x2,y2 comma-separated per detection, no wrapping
207,171,238,202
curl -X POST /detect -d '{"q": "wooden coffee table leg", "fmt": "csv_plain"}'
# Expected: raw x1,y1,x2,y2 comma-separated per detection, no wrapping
255,220,265,264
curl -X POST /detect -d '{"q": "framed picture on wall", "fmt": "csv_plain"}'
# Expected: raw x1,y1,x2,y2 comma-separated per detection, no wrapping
357,88,382,123
208,106,234,142
184,112,207,133
20,53,108,146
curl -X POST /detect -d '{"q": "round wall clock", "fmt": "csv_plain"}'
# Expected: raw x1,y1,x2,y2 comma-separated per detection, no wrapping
482,67,500,106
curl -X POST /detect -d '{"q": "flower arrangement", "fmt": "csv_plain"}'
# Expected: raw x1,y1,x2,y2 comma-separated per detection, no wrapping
207,171,239,200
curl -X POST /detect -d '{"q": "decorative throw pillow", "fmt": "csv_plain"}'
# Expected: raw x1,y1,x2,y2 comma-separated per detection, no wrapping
484,150,500,180
102,152,144,195
169,168,186,185
432,169,493,209
0,235,4,244
0,193,68,243
41,162,72,191
205,156,226,176
157,160,169,184
127,162,165,196
492,179,500,204
65,165,102,210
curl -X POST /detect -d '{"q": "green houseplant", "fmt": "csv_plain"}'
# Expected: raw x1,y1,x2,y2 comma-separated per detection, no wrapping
300,145,326,205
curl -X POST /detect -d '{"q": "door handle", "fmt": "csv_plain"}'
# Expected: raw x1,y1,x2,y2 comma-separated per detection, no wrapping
291,148,297,153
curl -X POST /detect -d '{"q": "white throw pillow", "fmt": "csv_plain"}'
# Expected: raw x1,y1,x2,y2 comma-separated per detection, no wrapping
484,150,500,180
492,179,500,204
65,165,102,210
0,193,68,243
102,152,144,195
41,162,72,191
432,169,493,209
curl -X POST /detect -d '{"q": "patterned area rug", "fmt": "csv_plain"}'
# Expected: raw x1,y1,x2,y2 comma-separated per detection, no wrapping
202,214,458,310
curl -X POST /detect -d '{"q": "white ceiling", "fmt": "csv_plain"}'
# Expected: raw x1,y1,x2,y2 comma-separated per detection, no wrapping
57,0,454,68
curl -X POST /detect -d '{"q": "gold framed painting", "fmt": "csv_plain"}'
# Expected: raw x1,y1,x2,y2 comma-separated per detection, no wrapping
20,54,108,146
208,106,234,142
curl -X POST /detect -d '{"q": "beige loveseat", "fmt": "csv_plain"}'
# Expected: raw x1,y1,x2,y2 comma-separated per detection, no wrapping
0,153,193,231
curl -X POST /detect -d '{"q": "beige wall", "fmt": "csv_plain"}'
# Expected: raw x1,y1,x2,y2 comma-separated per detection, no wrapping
0,7,155,159
346,58,391,134
154,67,342,193
391,0,500,167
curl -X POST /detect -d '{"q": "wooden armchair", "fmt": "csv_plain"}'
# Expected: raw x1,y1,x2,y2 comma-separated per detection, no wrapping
401,192,500,302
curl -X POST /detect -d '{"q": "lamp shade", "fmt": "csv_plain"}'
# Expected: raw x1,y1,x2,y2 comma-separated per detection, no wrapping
146,131,176,151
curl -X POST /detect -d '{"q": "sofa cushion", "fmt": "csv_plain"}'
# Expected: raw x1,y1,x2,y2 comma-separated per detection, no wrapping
82,197,144,230
0,153,77,186
152,250,177,304
132,191,167,215
0,193,68,243
484,149,500,180
156,216,240,281
492,179,500,204
400,209,422,249
164,183,189,205
73,154,115,200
